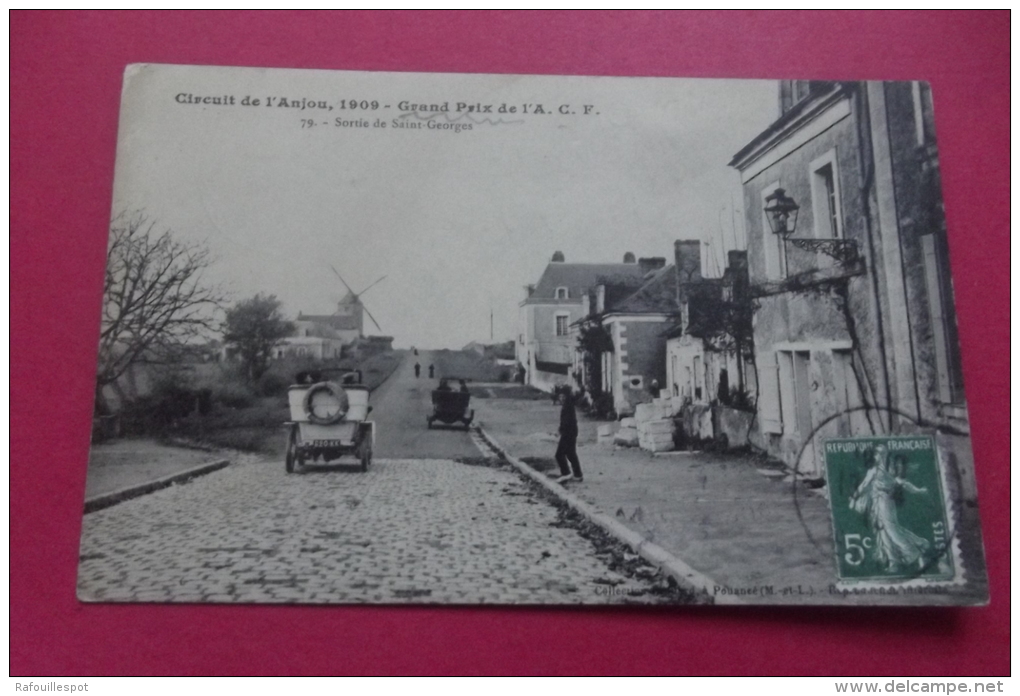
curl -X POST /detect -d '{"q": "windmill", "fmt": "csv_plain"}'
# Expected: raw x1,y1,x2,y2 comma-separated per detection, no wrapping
329,264,386,335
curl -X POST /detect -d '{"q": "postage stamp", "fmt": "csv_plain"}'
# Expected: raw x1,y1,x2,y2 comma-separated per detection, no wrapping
824,436,958,586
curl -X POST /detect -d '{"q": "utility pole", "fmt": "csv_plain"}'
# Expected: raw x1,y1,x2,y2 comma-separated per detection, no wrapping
490,308,494,342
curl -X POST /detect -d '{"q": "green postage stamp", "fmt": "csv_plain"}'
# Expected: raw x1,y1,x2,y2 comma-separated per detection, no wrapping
824,436,958,586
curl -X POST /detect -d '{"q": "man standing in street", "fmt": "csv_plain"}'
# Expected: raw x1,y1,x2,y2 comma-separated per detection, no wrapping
414,362,421,378
554,386,583,484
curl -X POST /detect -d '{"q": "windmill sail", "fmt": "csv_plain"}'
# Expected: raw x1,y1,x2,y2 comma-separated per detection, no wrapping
328,264,386,332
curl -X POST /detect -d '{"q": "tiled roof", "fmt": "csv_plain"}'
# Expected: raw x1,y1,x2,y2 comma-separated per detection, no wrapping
607,264,680,315
297,313,360,332
526,263,646,303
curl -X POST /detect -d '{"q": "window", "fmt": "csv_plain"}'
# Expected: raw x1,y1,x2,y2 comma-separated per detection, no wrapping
693,355,703,401
833,349,867,434
810,151,843,239
921,234,964,403
780,80,837,115
777,349,812,436
761,183,787,280
911,81,935,147
555,313,570,337
555,286,569,300
758,351,783,434
792,351,812,436
603,352,613,394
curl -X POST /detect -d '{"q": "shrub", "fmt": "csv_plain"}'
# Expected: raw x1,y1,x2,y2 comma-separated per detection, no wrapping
118,367,210,435
200,428,273,453
587,392,616,420
729,388,755,412
212,381,257,409
256,371,290,397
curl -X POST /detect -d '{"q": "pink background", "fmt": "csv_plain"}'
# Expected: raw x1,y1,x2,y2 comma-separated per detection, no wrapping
11,11,1009,676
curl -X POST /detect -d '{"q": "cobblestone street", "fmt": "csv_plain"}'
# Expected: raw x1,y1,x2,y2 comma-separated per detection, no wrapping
78,450,669,604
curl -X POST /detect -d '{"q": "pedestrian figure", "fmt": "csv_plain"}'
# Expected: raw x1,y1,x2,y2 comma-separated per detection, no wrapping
458,379,469,393
437,378,451,392
414,362,421,378
428,364,435,378
554,386,583,484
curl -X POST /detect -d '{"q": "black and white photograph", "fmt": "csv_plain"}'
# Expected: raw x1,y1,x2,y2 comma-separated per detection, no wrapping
78,64,988,606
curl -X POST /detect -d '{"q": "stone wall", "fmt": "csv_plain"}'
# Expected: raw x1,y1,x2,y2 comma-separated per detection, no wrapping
714,405,756,449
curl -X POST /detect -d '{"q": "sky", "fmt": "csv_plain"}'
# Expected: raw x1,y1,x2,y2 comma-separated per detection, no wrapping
110,65,777,349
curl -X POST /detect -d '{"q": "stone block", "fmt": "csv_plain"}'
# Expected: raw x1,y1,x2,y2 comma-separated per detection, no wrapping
614,427,639,447
634,403,656,422
637,418,675,436
619,417,636,429
641,438,674,453
639,432,675,447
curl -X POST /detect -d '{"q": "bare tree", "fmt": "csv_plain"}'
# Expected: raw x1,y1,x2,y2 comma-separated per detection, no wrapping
97,213,223,405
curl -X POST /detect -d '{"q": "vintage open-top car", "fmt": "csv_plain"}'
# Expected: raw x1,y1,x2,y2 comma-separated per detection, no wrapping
427,378,474,430
284,368,374,473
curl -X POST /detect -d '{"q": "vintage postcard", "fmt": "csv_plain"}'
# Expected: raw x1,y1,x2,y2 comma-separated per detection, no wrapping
78,64,987,605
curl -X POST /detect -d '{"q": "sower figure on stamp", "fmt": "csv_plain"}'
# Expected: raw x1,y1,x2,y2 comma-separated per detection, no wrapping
554,386,583,484
849,444,930,572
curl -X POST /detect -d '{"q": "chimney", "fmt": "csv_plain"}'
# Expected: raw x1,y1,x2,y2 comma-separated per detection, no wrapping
674,240,703,284
638,256,666,276
551,250,565,263
675,240,703,307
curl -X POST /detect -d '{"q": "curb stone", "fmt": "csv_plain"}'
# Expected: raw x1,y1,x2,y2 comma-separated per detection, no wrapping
83,458,231,514
473,425,740,605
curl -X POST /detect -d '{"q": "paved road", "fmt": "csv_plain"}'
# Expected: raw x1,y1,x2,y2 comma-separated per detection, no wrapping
78,350,666,604
371,351,477,460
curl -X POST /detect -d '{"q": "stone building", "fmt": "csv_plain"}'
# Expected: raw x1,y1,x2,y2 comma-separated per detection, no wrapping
517,251,646,393
273,293,366,359
729,80,972,495
574,255,677,417
665,247,756,444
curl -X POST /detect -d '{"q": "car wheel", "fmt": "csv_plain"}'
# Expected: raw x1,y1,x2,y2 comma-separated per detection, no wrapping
285,426,302,473
359,439,372,472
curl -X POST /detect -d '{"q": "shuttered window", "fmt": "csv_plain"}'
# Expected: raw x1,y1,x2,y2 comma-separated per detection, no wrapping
757,350,784,434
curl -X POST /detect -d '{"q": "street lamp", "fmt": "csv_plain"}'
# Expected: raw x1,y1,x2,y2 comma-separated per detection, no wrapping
763,188,859,266
764,188,799,237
